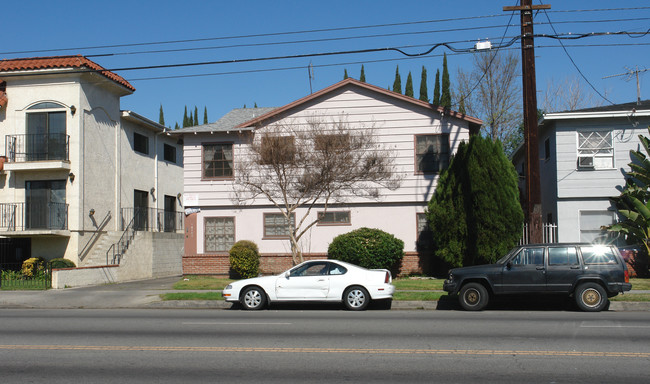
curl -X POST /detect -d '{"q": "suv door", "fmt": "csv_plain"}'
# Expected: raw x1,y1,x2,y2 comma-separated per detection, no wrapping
546,246,582,292
500,246,546,293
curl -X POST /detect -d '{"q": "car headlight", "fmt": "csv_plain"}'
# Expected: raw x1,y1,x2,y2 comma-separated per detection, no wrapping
224,284,232,290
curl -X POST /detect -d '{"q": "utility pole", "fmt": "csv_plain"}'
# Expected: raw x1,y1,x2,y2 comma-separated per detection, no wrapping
503,1,550,243
603,66,648,105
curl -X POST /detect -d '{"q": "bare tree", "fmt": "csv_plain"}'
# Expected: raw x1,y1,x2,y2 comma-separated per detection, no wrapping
456,50,522,144
540,76,604,112
233,116,401,265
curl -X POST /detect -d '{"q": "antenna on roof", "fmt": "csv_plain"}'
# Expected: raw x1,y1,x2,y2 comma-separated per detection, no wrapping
308,61,314,94
603,66,648,105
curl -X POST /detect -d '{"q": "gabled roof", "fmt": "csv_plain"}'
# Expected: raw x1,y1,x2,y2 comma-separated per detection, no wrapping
174,107,277,134
236,78,483,130
543,100,650,121
0,55,135,92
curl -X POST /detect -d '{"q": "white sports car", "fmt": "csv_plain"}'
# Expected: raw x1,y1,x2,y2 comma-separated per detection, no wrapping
223,259,395,311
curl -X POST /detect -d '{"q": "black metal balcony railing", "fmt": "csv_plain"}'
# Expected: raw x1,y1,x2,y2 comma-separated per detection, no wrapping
5,134,70,162
120,208,184,233
0,202,69,231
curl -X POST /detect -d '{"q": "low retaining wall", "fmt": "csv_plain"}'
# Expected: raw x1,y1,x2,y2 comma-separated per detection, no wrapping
52,265,119,289
182,252,427,277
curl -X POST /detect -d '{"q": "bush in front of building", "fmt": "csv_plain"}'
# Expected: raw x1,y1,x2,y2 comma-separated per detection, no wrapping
21,257,47,278
49,258,76,269
229,240,260,279
328,227,404,270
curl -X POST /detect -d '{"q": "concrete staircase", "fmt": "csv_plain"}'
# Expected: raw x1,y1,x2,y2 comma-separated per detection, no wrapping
79,231,125,267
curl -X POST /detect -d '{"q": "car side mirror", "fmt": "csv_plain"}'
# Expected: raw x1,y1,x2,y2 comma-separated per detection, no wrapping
506,261,512,270
284,271,291,279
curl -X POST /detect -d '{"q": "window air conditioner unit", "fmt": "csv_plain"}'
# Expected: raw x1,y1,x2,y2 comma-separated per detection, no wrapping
577,156,594,169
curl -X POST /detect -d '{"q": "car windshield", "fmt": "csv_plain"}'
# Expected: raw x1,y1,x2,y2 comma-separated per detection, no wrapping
496,248,519,264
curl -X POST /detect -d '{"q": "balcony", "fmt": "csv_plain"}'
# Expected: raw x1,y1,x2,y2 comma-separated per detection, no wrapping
120,207,184,233
0,202,69,235
4,134,70,171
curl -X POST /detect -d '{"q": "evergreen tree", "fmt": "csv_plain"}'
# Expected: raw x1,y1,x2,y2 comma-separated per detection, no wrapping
405,71,414,97
441,53,451,108
360,65,366,82
433,70,441,105
254,102,258,108
203,106,208,124
344,69,349,79
182,106,189,128
392,65,402,94
419,66,428,102
174,122,179,130
158,104,165,126
188,113,194,127
427,136,523,267
194,106,199,126
243,104,247,108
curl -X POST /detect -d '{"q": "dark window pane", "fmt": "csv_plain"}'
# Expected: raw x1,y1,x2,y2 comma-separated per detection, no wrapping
134,133,149,154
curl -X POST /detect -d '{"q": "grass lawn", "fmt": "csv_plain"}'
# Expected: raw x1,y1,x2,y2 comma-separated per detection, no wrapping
173,276,233,290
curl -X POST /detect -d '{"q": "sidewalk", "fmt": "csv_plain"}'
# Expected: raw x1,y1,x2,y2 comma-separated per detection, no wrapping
1,276,649,311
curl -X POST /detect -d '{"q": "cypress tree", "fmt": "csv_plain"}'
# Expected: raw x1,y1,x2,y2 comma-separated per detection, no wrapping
405,71,414,97
254,102,258,108
392,65,402,94
203,106,208,124
419,66,428,102
344,69,349,79
158,104,165,126
360,65,366,82
433,70,441,105
174,122,179,130
194,106,199,126
427,136,523,267
182,106,188,128
441,53,451,108
188,113,193,127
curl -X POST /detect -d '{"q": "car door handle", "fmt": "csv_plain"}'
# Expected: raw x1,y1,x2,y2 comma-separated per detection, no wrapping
536,266,545,270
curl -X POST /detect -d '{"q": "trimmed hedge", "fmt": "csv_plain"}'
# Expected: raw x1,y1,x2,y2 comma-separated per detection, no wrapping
229,240,260,279
21,257,46,278
49,258,76,269
328,227,404,270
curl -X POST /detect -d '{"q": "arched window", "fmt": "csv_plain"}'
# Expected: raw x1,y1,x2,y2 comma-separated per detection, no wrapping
25,102,67,161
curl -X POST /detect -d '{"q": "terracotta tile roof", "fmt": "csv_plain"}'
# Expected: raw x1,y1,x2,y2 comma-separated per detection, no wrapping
0,55,135,92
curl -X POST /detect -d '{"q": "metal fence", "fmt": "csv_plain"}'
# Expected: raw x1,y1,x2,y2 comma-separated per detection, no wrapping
520,222,558,245
5,133,70,162
0,262,51,290
120,207,184,233
0,202,68,231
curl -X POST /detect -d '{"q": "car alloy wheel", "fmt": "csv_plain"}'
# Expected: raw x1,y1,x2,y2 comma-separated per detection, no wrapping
575,282,607,312
241,287,266,310
459,282,489,311
343,286,370,311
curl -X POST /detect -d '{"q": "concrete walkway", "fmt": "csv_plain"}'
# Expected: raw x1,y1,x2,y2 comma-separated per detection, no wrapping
1,276,649,311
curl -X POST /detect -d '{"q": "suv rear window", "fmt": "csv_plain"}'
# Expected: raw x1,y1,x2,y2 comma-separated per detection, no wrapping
580,246,618,265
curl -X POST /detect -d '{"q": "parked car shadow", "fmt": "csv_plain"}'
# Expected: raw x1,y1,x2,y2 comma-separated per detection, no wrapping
438,294,581,311
228,299,393,311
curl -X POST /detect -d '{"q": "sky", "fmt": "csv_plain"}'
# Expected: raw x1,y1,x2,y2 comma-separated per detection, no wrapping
2,1,649,127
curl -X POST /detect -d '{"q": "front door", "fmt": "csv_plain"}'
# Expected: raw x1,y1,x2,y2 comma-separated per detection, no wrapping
500,246,546,293
163,195,176,232
133,190,149,230
546,246,582,292
25,180,66,229
276,261,330,300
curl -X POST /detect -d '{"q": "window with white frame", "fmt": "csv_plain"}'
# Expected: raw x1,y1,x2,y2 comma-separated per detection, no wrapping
577,130,613,170
579,211,615,243
263,213,295,238
204,217,235,252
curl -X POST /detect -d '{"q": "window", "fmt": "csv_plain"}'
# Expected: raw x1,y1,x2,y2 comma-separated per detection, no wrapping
289,262,330,277
24,108,67,162
25,180,66,230
261,136,295,164
203,143,233,178
314,134,350,152
548,246,579,265
511,247,544,265
164,143,176,163
577,130,613,169
263,213,295,238
205,217,235,252
415,134,449,173
579,211,615,243
317,211,351,225
416,213,433,251
134,132,149,155
580,245,619,265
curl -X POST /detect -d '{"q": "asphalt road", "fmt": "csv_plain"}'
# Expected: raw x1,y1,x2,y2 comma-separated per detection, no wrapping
1,309,649,383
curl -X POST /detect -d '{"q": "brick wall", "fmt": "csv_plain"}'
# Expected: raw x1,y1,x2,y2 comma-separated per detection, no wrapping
182,252,428,277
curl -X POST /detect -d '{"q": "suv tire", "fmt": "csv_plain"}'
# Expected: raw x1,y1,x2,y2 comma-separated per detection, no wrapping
459,282,489,311
575,282,608,312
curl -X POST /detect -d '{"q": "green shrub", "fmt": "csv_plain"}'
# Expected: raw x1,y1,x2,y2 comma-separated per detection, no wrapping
328,227,404,270
229,240,260,279
49,258,76,269
21,257,46,278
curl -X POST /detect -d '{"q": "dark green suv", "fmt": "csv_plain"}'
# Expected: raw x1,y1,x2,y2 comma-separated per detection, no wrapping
443,243,632,312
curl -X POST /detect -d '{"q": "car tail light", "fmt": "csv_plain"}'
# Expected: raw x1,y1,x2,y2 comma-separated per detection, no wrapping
385,271,391,284
625,269,630,283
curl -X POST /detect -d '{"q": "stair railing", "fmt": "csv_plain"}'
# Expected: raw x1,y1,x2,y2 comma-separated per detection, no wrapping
106,216,136,265
78,211,111,261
